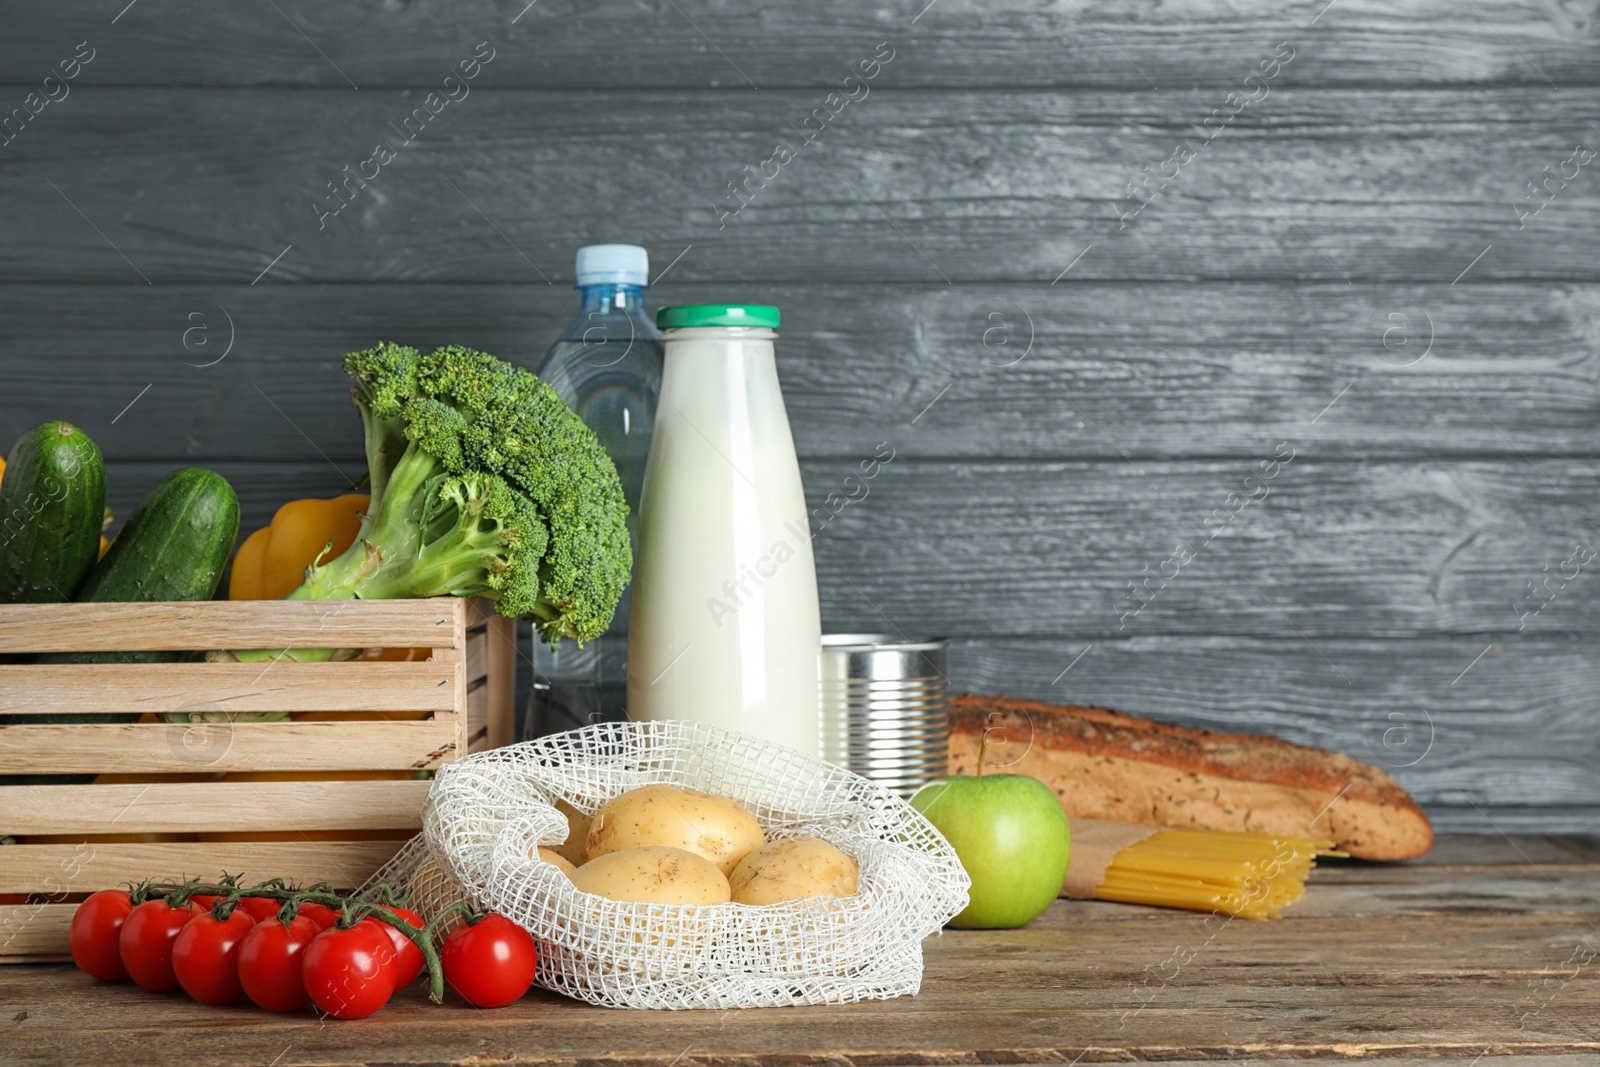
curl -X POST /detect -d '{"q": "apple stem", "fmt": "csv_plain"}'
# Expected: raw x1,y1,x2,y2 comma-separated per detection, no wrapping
977,730,989,778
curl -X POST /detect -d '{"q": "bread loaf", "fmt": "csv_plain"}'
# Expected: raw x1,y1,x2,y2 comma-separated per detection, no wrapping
948,694,1432,861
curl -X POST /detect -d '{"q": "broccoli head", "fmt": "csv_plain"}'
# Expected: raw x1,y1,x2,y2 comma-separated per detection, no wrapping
238,343,630,661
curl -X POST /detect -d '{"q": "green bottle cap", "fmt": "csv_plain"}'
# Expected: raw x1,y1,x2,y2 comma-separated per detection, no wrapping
656,304,780,330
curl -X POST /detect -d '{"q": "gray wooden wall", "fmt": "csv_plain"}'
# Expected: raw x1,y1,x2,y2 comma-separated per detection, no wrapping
2,1,1596,831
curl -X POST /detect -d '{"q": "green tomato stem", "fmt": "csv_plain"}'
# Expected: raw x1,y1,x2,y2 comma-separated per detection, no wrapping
143,878,466,1006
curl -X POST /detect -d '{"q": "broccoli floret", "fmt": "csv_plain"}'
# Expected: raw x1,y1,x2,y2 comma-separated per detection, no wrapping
236,343,630,661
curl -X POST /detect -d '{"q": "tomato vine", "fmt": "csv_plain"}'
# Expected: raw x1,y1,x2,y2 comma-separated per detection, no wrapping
133,875,468,1004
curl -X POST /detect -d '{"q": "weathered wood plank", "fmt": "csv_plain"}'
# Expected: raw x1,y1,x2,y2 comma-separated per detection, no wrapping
809,458,1600,640
0,841,403,895
943,636,1600,829
0,720,458,774
1299,832,1600,871
20,856,1580,962
0,662,456,714
1,90,1594,284
0,904,73,962
1271,864,1600,919
465,627,486,684
2,780,430,834
3,866,1596,1064
2,0,1595,88
4,282,1597,464
72,457,1600,644
485,614,517,750
0,600,466,652
465,680,487,753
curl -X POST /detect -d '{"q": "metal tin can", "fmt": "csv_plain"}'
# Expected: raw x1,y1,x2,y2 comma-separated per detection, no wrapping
820,634,949,797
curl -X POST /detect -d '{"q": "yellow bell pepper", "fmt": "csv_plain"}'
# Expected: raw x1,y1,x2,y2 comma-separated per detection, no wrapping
231,493,429,664
230,493,369,601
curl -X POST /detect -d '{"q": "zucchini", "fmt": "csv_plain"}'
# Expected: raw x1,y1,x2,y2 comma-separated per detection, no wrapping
0,421,106,603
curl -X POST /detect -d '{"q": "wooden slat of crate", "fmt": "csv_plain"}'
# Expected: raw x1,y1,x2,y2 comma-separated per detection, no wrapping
465,680,488,751
0,905,74,963
0,599,469,654
459,610,519,751
6,781,432,835
465,625,487,683
0,841,403,894
0,719,460,774
484,613,517,750
0,661,457,716
430,632,467,765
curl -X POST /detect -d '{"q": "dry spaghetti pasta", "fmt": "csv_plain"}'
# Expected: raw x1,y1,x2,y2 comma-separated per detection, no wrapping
1065,820,1342,920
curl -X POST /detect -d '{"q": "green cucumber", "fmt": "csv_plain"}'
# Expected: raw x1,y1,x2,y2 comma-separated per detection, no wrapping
69,467,240,613
11,468,238,780
0,421,106,603
30,469,239,724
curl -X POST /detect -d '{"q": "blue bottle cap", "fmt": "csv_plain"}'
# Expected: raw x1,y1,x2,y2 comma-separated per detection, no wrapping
576,244,649,287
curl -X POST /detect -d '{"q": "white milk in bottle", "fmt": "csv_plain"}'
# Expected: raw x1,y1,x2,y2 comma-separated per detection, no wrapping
627,305,821,755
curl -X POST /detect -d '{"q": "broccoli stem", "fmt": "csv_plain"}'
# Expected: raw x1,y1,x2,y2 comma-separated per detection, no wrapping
355,391,390,511
278,443,432,592
231,446,434,663
231,444,509,664
353,386,408,513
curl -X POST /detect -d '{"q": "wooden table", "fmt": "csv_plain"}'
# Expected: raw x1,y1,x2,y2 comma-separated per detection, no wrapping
4,834,1596,1066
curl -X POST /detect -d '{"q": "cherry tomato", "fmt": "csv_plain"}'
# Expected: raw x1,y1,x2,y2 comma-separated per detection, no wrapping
297,902,341,930
118,899,197,992
69,890,135,981
189,894,219,911
172,908,256,1005
302,924,395,1020
363,906,426,989
441,915,536,1008
237,915,319,1012
234,897,284,923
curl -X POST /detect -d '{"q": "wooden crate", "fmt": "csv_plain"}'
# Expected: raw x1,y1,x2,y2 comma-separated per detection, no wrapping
0,597,516,963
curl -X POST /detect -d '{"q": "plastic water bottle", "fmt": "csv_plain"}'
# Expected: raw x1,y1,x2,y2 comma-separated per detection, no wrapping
525,244,663,738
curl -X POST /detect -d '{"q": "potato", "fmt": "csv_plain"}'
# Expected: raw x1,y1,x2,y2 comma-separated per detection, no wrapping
549,797,593,867
536,847,576,877
728,836,859,906
569,845,732,905
585,784,765,877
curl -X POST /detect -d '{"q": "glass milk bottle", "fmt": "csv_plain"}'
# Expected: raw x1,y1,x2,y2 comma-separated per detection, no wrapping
627,305,821,756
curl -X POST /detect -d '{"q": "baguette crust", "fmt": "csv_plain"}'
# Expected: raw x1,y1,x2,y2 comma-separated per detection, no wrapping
948,694,1432,861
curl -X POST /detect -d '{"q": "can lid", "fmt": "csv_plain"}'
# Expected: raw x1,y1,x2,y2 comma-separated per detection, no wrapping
656,304,779,330
822,633,949,654
576,244,649,287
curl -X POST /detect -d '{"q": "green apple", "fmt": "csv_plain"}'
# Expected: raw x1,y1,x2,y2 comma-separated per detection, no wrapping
911,773,1070,929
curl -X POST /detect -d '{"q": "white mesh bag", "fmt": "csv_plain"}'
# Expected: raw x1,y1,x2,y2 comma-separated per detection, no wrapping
364,719,970,1010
